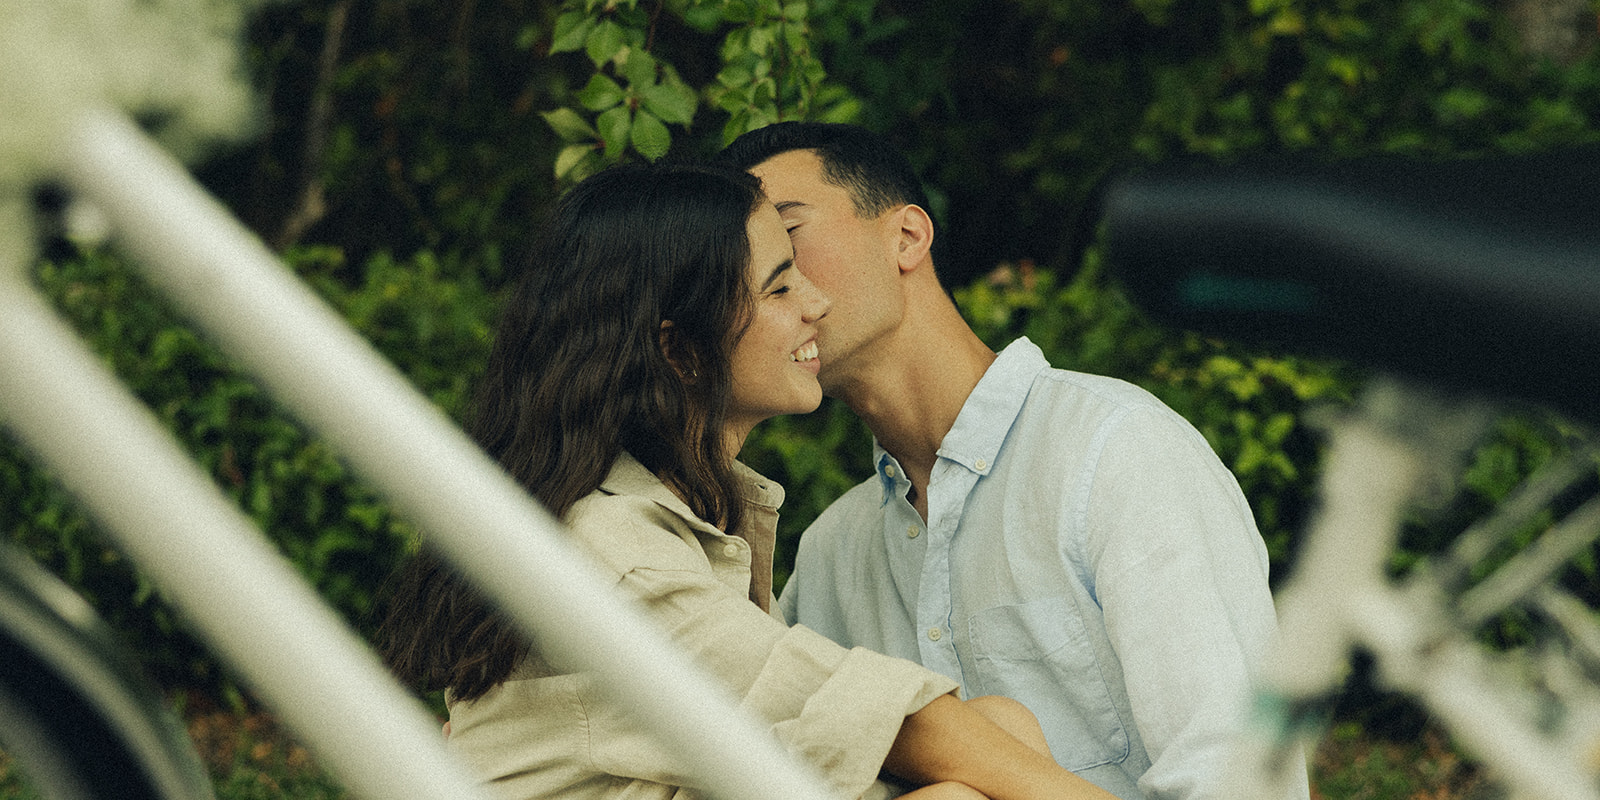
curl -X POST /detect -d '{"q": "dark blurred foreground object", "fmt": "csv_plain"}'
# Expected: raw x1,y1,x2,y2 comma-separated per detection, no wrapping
1102,147,1600,422
0,541,215,800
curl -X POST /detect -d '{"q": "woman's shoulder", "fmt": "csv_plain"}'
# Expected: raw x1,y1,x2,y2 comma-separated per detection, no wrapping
567,488,685,537
563,476,714,580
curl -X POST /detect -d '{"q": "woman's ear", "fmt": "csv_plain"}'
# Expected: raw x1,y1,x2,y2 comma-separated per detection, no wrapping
659,321,698,380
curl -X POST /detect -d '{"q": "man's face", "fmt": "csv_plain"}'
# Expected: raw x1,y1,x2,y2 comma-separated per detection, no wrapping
749,150,901,390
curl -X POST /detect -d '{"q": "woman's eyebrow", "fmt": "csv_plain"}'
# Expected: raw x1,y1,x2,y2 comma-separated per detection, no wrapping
760,258,796,291
773,200,808,215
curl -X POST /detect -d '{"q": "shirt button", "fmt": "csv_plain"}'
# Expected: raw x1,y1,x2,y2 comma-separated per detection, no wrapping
975,458,988,470
885,465,897,478
722,543,739,557
907,525,920,539
927,628,942,642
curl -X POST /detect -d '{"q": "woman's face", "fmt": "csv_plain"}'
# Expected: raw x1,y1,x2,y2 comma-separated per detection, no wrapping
724,201,831,443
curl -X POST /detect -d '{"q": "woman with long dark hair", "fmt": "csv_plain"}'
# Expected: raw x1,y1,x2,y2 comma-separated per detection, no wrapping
378,162,1116,800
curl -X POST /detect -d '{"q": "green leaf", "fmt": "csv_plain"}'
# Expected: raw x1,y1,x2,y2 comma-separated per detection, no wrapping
631,110,672,160
722,109,753,142
1263,411,1296,444
722,28,750,61
682,4,723,31
550,10,593,54
540,107,600,141
619,48,657,87
815,89,861,124
749,25,774,56
598,105,632,158
782,24,812,53
554,143,595,179
576,73,625,111
515,24,542,51
720,0,756,23
717,63,754,89
347,502,387,532
640,81,697,125
1435,88,1493,125
249,479,274,517
585,19,626,67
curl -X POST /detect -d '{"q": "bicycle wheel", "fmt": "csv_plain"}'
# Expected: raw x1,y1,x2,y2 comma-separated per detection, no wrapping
0,541,215,800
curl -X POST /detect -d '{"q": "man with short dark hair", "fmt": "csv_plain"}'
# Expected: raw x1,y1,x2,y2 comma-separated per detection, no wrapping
721,122,1308,800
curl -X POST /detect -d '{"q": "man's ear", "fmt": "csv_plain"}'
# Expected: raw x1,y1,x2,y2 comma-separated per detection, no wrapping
659,320,698,380
891,204,935,274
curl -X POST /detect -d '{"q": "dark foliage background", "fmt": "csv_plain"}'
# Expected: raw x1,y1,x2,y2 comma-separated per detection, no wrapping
3,0,1598,724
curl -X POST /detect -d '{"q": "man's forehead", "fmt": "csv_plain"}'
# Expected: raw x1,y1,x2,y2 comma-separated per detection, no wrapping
752,150,825,184
754,154,851,210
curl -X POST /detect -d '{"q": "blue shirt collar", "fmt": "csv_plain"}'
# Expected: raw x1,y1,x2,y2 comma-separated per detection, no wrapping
873,450,909,506
872,336,1048,506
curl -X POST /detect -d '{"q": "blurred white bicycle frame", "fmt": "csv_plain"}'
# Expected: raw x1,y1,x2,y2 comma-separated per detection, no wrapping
1230,380,1600,800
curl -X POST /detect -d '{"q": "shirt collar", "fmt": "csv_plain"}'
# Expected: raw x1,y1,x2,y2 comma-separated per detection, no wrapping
599,451,784,525
600,452,783,611
871,336,1048,506
872,448,910,507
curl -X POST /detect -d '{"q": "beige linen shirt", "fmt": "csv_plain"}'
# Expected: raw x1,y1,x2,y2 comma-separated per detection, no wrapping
446,453,959,800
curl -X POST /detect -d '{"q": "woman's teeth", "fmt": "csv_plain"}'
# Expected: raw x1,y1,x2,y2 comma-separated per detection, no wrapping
790,341,818,362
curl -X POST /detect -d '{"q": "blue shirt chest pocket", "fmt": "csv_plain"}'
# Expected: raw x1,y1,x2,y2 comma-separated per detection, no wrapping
968,597,1130,772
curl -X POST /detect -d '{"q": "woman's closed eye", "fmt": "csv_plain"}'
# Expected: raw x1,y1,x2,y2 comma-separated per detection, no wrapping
759,258,797,296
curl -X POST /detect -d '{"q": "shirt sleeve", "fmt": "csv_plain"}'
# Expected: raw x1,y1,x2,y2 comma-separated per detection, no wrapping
578,500,959,800
1083,406,1308,800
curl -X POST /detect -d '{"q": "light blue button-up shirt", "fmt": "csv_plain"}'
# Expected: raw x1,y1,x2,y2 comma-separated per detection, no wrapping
780,338,1307,800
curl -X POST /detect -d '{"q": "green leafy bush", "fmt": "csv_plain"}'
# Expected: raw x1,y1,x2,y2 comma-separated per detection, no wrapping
0,245,497,691
539,0,852,180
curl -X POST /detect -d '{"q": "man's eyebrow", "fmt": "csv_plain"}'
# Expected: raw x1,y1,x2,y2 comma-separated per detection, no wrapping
761,258,796,291
773,200,808,214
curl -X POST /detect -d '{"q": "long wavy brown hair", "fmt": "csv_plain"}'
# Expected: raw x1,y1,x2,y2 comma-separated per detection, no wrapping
376,162,767,701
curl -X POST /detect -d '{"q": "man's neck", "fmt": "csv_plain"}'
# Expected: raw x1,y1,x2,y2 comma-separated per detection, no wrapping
832,311,996,521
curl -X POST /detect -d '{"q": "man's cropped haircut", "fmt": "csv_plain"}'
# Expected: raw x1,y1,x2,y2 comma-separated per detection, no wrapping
721,122,932,221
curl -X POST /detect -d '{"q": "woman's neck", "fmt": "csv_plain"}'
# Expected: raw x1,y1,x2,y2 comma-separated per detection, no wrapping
722,422,753,463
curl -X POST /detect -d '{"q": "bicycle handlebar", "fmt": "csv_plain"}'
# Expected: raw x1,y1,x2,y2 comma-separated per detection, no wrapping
1102,146,1600,421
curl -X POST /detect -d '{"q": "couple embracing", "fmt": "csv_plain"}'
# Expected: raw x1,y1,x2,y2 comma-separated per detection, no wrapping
380,123,1305,800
